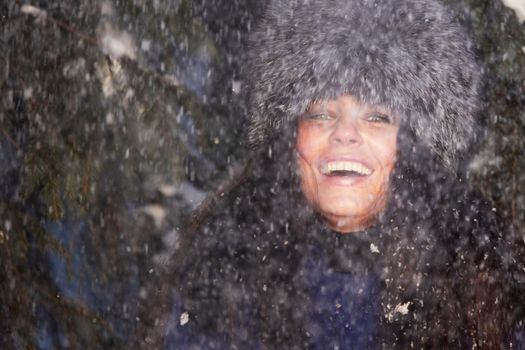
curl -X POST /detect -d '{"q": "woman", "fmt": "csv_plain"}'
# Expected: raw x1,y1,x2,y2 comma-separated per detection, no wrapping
146,0,524,348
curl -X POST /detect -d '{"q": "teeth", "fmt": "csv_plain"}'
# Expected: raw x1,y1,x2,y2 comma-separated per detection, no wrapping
321,161,372,176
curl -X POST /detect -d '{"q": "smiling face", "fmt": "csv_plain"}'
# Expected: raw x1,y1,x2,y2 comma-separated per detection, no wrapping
296,95,400,233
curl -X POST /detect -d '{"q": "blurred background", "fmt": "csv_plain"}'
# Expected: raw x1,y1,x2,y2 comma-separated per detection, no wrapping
0,0,524,348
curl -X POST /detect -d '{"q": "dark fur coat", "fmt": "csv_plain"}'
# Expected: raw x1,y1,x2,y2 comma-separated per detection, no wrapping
144,0,524,348
146,127,524,349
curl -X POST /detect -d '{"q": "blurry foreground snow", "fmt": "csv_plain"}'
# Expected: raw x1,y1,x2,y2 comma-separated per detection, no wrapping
20,4,47,20
97,1,137,59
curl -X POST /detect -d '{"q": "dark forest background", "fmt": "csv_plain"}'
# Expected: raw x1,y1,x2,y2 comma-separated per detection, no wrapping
0,0,524,348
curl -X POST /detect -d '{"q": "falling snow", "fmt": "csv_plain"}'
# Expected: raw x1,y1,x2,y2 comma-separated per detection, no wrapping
2,0,524,349
180,312,189,326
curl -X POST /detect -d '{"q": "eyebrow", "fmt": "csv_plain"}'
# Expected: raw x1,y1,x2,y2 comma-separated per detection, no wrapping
307,102,336,113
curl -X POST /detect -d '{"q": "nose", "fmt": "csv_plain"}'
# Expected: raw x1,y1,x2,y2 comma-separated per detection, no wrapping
329,117,363,145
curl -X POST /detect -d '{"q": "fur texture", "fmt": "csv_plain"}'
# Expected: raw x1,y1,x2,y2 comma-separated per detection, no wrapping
246,0,480,170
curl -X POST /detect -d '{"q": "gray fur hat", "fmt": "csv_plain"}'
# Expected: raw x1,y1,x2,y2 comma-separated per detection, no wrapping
246,0,480,170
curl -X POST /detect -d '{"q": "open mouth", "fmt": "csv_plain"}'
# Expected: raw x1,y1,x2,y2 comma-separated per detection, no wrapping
320,161,373,177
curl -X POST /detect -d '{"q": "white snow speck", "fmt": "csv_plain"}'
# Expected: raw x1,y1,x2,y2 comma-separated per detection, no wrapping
232,80,242,94
180,312,189,326
394,301,411,315
138,205,167,228
21,5,47,19
100,28,137,60
23,87,33,100
97,2,137,61
158,184,177,197
141,40,152,51
385,301,412,321
106,112,115,125
370,243,380,254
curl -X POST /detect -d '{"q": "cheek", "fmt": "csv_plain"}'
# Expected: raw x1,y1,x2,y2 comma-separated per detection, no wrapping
296,125,312,157
296,124,327,160
296,125,323,204
295,140,318,187
382,145,398,169
369,131,399,168
296,152,320,207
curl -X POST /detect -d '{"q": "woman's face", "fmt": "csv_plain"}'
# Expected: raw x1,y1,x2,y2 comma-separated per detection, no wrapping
296,94,400,233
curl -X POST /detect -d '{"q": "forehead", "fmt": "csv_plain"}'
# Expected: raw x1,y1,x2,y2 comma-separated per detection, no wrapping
307,95,392,114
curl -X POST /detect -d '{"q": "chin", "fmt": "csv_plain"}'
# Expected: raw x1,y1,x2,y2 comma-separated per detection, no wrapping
317,190,385,220
322,207,367,222
317,197,365,218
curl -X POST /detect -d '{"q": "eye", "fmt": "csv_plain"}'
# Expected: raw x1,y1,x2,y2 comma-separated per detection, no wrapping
301,113,335,121
366,113,392,124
